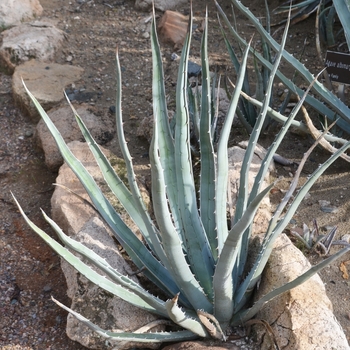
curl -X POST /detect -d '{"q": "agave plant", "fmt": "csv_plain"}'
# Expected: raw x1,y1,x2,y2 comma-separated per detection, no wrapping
272,0,350,50
12,4,350,343
219,0,350,149
290,219,337,254
272,0,330,26
272,0,350,80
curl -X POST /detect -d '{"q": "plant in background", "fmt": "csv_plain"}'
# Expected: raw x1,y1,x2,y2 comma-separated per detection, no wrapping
272,0,350,51
272,0,330,26
290,219,337,254
219,0,350,157
12,4,350,343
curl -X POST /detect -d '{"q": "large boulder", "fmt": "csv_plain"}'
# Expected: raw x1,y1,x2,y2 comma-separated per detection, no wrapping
0,21,65,74
0,0,43,28
51,141,161,349
35,105,114,172
255,234,349,350
12,61,84,122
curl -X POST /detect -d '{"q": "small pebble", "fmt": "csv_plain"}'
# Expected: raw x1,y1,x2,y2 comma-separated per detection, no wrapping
25,130,33,138
341,234,350,243
319,200,330,207
320,206,338,213
171,52,179,60
187,60,201,77
43,285,52,293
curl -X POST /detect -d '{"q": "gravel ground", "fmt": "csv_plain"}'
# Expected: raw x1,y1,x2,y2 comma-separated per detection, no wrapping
0,73,86,348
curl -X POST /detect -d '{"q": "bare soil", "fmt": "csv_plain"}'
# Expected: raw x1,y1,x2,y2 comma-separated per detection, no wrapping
1,0,350,348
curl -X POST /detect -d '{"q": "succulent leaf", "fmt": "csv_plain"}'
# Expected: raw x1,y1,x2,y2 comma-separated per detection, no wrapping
53,297,198,342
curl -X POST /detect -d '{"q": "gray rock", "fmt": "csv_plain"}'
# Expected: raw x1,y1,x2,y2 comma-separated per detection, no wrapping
51,141,162,349
135,0,188,12
255,234,349,350
12,61,84,122
36,105,114,171
0,21,65,74
0,0,43,28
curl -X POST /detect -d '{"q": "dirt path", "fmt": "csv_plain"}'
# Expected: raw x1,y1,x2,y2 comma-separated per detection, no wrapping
1,0,350,348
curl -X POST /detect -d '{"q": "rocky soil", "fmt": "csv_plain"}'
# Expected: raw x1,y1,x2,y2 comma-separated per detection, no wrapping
1,0,350,349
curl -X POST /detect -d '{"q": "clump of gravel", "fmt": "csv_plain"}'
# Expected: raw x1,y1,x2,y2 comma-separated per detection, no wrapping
1,246,61,347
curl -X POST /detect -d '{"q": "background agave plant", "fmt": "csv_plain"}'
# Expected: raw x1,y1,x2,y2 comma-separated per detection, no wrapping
12,4,350,343
272,0,350,50
220,0,350,152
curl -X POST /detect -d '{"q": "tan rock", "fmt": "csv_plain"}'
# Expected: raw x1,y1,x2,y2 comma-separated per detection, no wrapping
0,21,65,74
12,61,84,122
0,0,43,28
35,105,114,171
158,11,188,48
62,217,161,350
51,141,145,236
255,234,349,350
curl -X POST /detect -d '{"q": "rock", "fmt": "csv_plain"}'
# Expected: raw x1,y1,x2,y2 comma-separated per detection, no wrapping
162,340,240,350
51,141,161,349
65,88,96,103
62,217,162,350
12,61,84,122
51,141,149,237
135,0,188,12
187,60,201,77
0,0,43,28
51,141,109,236
157,11,188,48
0,21,65,74
255,234,349,350
35,105,114,171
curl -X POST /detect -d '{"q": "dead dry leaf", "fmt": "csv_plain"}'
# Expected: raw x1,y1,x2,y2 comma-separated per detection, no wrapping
339,261,350,279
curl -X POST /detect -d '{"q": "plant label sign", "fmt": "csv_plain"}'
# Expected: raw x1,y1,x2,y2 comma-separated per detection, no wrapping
325,51,350,84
